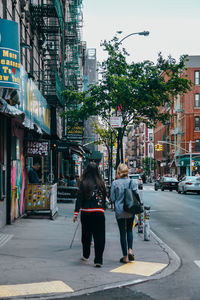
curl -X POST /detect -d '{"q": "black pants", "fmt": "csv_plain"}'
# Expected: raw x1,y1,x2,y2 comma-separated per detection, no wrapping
81,211,105,264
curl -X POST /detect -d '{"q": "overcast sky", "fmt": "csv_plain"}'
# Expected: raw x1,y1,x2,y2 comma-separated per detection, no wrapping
82,0,200,64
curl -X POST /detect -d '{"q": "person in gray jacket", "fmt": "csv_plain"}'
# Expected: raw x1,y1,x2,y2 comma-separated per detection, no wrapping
111,163,139,263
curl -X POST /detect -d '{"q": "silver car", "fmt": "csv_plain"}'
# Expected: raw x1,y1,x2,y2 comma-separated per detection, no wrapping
129,174,143,190
178,176,200,194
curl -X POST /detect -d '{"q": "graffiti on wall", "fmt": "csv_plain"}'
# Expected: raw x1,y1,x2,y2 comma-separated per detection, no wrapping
11,152,25,221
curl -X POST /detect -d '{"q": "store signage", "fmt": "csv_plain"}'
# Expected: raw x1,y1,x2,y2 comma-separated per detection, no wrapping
18,66,50,134
26,141,49,156
57,186,78,201
0,19,20,89
67,117,84,140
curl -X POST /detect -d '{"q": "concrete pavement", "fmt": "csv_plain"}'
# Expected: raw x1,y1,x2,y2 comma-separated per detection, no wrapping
0,194,180,299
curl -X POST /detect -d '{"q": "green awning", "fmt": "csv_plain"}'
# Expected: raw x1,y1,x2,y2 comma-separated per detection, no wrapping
87,151,102,161
179,157,200,167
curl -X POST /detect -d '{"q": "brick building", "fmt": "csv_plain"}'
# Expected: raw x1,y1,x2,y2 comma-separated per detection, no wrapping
154,56,200,177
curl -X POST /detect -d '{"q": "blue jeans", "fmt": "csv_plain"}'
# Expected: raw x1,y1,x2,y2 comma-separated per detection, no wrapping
117,217,134,256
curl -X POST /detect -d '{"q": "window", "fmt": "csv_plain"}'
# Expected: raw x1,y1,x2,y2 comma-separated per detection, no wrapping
149,133,153,141
195,94,200,107
195,140,200,152
194,117,200,131
195,71,200,85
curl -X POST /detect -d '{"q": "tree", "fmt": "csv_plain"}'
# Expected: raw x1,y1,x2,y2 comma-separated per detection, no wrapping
91,120,117,183
142,156,156,175
63,32,192,167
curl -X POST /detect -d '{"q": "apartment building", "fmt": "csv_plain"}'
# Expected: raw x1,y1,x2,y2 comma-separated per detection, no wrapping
154,56,200,176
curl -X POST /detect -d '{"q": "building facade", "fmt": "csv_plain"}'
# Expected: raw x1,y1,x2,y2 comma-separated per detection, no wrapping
0,0,85,228
154,56,200,177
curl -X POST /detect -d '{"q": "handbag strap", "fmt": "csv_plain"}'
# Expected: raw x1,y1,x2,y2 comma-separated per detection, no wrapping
129,179,132,189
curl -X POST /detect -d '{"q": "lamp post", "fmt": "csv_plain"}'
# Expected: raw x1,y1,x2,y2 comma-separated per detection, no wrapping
119,31,150,44
115,31,150,169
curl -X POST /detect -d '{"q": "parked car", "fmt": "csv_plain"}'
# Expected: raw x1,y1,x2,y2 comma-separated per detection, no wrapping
177,176,200,194
129,174,143,190
154,176,178,191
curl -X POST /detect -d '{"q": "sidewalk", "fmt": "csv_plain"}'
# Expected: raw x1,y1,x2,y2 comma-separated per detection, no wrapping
0,201,180,299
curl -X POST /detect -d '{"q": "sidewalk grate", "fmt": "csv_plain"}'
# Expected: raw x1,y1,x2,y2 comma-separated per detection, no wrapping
0,281,74,297
0,233,13,248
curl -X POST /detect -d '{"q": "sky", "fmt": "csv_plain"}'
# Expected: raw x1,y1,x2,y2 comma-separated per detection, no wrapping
82,0,200,64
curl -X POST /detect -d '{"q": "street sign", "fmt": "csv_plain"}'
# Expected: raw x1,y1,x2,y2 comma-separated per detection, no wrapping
110,116,122,128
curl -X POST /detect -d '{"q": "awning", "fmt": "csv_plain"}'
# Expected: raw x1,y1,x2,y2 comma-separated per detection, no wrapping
22,117,43,134
178,156,200,167
87,151,103,161
0,98,24,119
0,88,20,105
51,140,91,156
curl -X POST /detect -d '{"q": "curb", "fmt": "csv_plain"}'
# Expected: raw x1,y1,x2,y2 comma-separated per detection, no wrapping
12,229,181,300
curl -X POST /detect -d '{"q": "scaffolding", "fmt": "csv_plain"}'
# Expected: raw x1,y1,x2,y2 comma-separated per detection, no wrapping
30,0,65,106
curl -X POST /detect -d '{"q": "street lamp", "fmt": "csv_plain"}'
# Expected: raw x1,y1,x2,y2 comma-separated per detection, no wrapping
115,30,150,169
119,31,150,44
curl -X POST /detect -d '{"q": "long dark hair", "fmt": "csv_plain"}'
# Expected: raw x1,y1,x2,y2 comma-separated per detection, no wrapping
79,162,106,200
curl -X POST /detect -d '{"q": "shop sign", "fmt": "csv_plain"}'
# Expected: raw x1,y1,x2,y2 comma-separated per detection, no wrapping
18,66,50,134
57,186,78,201
0,19,20,89
66,117,84,140
26,141,49,156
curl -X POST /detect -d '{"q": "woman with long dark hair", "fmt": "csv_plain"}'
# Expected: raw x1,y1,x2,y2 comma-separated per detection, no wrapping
73,162,106,267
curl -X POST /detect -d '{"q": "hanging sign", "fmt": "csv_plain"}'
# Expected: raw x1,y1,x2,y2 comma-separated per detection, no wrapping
26,141,49,156
0,19,20,89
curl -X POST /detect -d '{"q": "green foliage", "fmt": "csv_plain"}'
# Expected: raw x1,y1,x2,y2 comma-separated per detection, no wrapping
62,33,192,135
142,156,156,174
91,120,117,149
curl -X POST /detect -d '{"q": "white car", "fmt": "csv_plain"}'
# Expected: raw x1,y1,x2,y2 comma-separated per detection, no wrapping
178,176,200,194
129,174,143,190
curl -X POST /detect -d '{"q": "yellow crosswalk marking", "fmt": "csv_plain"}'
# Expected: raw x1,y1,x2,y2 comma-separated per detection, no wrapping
110,261,167,276
0,281,74,297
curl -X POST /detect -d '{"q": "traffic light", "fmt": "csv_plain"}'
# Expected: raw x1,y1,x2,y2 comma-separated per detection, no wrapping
155,144,163,151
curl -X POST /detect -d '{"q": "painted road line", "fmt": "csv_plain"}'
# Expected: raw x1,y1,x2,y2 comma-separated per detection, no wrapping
194,261,200,268
0,281,74,298
110,261,167,277
0,233,13,248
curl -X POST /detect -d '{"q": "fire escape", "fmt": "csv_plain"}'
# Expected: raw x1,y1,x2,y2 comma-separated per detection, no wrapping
65,0,83,91
30,0,65,106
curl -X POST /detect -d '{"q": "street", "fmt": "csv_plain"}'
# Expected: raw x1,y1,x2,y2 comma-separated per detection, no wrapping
62,184,200,300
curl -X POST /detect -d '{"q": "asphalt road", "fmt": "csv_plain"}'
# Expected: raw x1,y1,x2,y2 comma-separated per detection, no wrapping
62,185,200,300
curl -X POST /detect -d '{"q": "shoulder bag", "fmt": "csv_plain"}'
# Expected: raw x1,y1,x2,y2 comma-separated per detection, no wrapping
124,180,143,214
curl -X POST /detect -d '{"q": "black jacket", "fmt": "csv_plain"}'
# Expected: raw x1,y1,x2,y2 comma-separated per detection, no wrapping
74,184,106,215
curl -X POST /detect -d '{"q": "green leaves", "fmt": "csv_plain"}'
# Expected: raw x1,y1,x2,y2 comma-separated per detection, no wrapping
62,32,192,136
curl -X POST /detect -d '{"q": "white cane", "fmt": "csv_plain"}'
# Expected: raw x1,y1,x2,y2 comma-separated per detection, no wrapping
69,221,80,249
